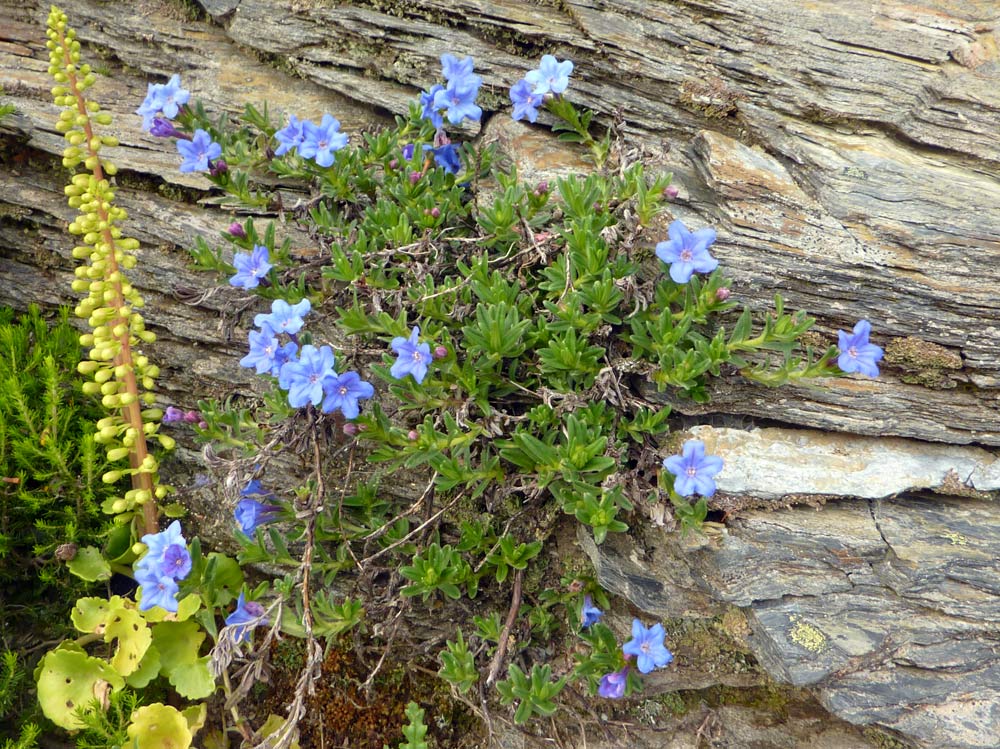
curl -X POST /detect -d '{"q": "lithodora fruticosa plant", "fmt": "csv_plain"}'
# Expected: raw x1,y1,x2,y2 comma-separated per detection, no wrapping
34,5,885,746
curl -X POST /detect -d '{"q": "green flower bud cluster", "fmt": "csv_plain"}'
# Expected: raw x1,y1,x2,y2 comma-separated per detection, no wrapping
46,7,170,533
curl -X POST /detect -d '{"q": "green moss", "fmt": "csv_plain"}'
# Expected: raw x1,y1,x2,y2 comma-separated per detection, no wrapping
884,337,962,389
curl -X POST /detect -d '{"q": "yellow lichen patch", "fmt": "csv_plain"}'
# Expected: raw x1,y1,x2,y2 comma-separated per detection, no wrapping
789,616,827,653
942,531,968,546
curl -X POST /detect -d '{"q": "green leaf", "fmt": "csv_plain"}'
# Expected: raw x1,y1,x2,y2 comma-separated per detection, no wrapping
66,545,111,582
168,656,215,700
126,703,193,749
36,647,124,729
104,607,152,677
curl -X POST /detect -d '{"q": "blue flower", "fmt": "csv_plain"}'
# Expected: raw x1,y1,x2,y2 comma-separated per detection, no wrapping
254,298,311,336
525,55,574,95
299,114,348,167
235,498,279,536
581,595,603,628
420,84,445,129
240,327,281,375
158,74,190,119
655,220,719,283
278,344,336,408
274,114,305,156
622,619,673,674
390,326,432,384
225,592,268,643
432,75,483,125
230,245,272,289
177,129,222,173
441,54,474,83
510,79,544,123
136,74,190,131
137,573,181,613
134,520,190,612
321,370,375,419
422,143,462,174
663,440,723,498
597,667,628,698
837,320,883,378
137,520,189,579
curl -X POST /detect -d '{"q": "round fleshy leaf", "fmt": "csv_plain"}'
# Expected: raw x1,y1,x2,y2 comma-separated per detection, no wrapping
37,647,124,729
104,607,152,677
126,703,192,749
125,645,161,689
71,597,112,633
168,656,215,700
66,546,111,582
182,703,207,734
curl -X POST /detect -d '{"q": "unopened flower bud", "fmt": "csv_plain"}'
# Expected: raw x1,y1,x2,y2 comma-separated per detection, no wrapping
183,410,200,424
715,287,731,302
388,158,399,170
55,543,78,561
210,159,228,176
430,207,440,219
162,406,183,423
407,429,418,441
343,423,358,436
433,345,448,359
228,222,247,238
567,579,584,593
409,171,421,185
664,184,680,199
198,421,208,429
149,118,181,139
535,181,549,195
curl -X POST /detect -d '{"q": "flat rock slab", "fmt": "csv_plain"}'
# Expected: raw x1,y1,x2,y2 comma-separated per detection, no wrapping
688,425,1000,500
589,495,1000,748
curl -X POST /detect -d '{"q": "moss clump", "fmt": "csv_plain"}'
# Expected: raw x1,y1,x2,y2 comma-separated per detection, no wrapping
883,337,962,389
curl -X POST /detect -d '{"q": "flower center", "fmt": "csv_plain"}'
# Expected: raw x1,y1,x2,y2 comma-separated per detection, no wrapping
412,351,423,362
309,374,320,383
339,386,349,395
848,346,859,357
680,249,693,262
686,466,698,477
318,139,328,150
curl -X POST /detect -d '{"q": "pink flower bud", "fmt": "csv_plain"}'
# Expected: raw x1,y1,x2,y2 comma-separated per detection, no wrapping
535,181,549,194
664,185,680,199
183,410,200,423
388,158,399,170
715,287,731,302
228,222,247,238
409,171,421,184
198,421,208,429
430,207,441,218
343,423,358,436
407,429,419,441
433,345,448,359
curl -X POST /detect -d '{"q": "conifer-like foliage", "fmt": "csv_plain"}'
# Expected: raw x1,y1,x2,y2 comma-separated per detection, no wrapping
0,306,113,631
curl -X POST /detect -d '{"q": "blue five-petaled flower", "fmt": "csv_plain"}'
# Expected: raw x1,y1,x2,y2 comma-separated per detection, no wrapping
134,520,191,613
274,114,305,156
390,326,432,384
655,220,719,284
136,74,190,131
299,114,348,168
837,320,883,378
321,371,375,419
524,55,574,96
177,129,222,173
509,79,544,123
663,440,724,498
622,619,673,675
278,344,337,408
255,298,311,336
229,245,272,289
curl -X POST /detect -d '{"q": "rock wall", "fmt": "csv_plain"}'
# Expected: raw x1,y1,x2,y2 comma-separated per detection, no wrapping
1,1,998,747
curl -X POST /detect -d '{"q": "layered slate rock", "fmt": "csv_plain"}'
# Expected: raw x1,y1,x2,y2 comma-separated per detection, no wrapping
2,1,999,746
587,483,1000,748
